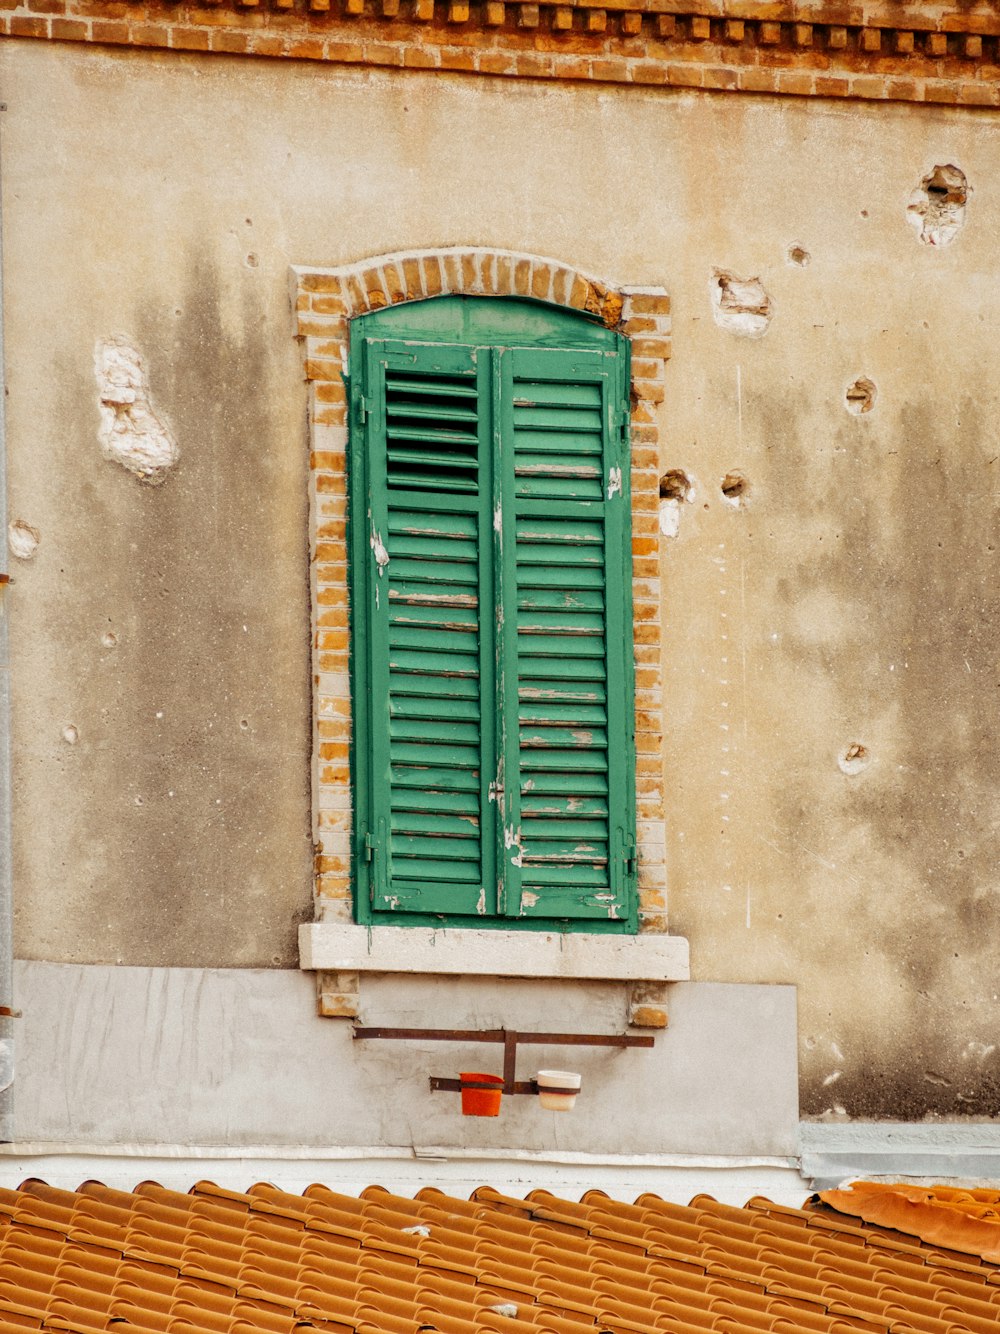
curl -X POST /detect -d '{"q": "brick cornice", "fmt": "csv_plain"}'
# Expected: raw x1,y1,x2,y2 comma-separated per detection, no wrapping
6,0,1000,105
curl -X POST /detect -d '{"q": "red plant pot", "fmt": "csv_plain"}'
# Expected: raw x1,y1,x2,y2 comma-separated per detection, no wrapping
459,1072,504,1117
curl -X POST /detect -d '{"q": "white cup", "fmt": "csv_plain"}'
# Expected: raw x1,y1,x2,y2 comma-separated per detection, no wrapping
536,1069,582,1111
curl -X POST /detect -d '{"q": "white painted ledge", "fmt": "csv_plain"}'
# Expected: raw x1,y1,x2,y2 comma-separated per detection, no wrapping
0,1145,805,1206
298,923,690,981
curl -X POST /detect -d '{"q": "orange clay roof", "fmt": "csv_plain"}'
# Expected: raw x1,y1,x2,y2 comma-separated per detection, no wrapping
818,1181,1000,1267
2,1179,1000,1334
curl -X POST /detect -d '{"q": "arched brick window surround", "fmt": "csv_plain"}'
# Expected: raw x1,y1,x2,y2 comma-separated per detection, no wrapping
292,247,671,934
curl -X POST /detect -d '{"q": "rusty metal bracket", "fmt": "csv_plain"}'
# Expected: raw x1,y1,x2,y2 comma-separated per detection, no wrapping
353,1025,654,1096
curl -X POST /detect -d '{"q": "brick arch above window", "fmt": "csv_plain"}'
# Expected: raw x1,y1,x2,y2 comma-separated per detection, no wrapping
293,247,670,397
292,248,686,1009
296,246,650,325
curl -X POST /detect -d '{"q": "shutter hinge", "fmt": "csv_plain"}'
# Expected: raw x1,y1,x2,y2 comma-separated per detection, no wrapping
358,395,369,425
624,844,637,877
363,832,375,863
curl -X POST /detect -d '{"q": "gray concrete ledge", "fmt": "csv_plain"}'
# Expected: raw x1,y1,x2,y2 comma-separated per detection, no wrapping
801,1121,1000,1189
298,923,690,980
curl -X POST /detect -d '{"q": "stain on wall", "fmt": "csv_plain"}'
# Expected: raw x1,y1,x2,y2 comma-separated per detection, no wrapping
9,241,313,967
5,42,1000,1113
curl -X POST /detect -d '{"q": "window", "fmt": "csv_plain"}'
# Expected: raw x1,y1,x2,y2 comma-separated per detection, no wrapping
348,296,637,932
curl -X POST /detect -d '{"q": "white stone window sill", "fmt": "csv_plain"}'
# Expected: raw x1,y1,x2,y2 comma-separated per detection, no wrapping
298,923,690,981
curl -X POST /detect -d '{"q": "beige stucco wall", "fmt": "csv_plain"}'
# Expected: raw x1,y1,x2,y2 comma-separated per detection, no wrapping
3,40,1000,1117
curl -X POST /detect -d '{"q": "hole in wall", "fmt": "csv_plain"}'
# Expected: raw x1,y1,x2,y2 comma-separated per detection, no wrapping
659,470,692,502
787,244,810,267
61,725,79,746
845,378,877,415
907,164,968,247
838,743,871,775
721,471,750,506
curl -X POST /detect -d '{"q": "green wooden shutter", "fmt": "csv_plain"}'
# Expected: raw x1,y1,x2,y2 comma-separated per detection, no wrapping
361,337,497,916
498,346,636,924
351,300,636,931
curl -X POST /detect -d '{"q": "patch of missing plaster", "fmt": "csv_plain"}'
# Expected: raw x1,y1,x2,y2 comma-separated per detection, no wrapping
711,271,772,337
95,337,179,483
965,1041,996,1062
659,470,693,538
7,519,39,561
907,164,968,247
838,742,871,776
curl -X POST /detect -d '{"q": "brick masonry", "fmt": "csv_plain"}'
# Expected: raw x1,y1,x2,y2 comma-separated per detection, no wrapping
7,0,1000,105
292,247,672,932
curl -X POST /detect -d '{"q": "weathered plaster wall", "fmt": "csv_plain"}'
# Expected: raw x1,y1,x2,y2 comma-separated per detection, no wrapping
3,41,1000,1115
1,45,316,968
10,962,798,1157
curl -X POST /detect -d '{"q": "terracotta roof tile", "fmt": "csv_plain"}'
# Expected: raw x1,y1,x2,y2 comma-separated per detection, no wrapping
2,1180,1000,1334
0,1317,40,1333
817,1183,1000,1264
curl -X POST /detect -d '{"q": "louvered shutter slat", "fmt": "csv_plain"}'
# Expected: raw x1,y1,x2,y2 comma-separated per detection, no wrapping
503,348,635,923
363,339,495,916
